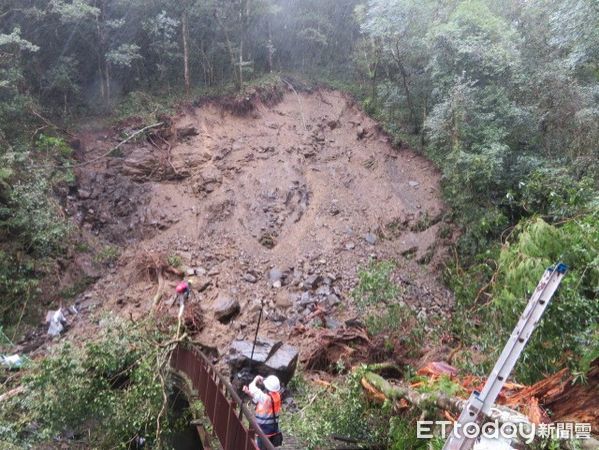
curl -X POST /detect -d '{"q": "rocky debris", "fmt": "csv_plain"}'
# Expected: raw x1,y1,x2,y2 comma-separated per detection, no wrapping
304,274,322,290
176,125,199,140
228,338,298,384
275,292,295,309
188,275,212,293
77,188,92,199
243,272,258,283
268,268,284,284
213,294,240,323
364,232,377,245
192,166,222,194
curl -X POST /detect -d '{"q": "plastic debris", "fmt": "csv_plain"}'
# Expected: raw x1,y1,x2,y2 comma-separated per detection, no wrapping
47,308,67,336
1,354,24,369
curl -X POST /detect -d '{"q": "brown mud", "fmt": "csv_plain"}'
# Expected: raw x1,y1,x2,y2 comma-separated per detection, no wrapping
32,88,456,369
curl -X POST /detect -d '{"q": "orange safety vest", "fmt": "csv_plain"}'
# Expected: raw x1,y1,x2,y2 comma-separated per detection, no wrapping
255,392,281,433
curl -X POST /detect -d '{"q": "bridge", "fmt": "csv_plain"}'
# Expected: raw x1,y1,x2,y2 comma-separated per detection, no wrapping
171,344,279,450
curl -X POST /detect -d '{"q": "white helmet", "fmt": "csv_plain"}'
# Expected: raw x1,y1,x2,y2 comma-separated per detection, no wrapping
263,375,281,393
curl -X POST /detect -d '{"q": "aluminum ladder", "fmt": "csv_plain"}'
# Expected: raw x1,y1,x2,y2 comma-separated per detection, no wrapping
443,262,568,450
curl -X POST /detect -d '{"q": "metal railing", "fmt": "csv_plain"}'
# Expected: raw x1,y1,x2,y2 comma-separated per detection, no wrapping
171,344,277,450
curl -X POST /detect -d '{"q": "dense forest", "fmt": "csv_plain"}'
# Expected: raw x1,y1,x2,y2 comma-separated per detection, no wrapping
1,0,597,449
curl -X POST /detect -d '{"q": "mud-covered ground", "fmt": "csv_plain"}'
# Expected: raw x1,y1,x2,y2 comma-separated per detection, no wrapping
32,88,455,367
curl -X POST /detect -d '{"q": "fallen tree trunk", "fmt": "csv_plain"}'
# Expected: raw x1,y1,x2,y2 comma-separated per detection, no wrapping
362,372,533,432
0,386,25,403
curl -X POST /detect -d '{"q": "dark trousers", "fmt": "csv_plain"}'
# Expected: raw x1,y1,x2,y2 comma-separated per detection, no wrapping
256,436,268,450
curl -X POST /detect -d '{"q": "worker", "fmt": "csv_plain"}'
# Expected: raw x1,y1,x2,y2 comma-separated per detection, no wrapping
175,280,191,307
243,375,283,448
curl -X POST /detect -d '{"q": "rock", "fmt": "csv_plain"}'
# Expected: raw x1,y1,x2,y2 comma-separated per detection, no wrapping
228,338,281,370
364,233,377,245
268,268,284,284
78,189,91,199
325,317,343,330
264,344,299,383
408,180,420,188
316,285,331,297
326,294,341,308
188,276,211,292
176,125,199,139
272,280,282,289
186,268,196,276
298,292,315,307
304,274,322,290
243,273,258,283
275,292,295,309
345,242,355,250
227,339,298,384
213,295,240,323
193,166,222,194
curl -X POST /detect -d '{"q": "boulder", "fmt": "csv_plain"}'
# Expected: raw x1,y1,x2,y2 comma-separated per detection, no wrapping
228,338,281,371
264,344,299,384
227,338,298,384
213,295,240,323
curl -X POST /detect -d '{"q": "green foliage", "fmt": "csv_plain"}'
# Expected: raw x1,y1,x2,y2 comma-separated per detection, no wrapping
94,245,120,266
388,415,444,450
1,316,171,448
452,216,599,383
352,259,400,309
283,370,389,449
167,254,183,268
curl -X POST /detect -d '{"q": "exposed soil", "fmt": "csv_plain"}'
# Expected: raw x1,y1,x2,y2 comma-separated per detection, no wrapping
39,88,455,368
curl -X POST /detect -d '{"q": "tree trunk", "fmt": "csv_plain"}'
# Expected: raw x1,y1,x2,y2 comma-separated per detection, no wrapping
362,372,533,435
392,44,418,133
182,10,190,94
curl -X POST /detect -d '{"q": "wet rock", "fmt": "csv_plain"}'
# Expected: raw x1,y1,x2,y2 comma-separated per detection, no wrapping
364,233,377,245
213,295,240,323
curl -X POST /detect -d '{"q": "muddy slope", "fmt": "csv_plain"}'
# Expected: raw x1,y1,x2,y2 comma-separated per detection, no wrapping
67,89,453,361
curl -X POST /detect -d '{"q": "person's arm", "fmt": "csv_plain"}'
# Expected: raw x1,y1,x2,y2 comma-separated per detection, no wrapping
246,376,268,404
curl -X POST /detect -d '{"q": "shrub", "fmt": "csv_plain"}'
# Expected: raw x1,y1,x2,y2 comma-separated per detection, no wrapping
5,316,174,448
352,259,401,309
